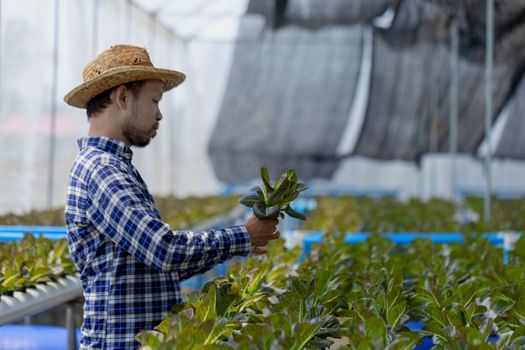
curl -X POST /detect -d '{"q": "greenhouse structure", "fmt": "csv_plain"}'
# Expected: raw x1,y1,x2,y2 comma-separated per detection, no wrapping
1,0,525,349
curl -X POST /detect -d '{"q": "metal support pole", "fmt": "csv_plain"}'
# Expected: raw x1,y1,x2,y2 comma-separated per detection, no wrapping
449,19,459,202
66,303,77,350
484,0,494,225
47,0,60,209
429,59,438,199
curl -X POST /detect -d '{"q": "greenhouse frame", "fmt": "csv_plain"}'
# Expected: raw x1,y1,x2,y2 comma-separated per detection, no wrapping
1,1,525,349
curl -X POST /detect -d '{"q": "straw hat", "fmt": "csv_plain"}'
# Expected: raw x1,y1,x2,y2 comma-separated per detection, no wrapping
64,44,186,108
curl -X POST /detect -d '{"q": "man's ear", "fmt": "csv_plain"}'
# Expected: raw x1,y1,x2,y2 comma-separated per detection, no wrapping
111,85,129,110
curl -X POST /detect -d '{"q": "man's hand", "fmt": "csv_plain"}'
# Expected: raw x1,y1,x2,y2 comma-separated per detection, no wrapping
251,246,268,255
244,215,280,248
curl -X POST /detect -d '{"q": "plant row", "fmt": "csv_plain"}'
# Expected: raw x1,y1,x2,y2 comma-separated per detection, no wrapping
302,197,525,233
0,196,239,228
0,196,239,297
137,233,525,349
0,234,75,297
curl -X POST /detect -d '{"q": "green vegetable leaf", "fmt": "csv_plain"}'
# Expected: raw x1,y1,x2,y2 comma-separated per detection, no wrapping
253,202,269,220
196,285,217,322
387,301,407,329
290,321,321,350
284,206,306,221
239,194,259,208
135,330,164,348
240,168,307,221
295,183,308,192
260,167,274,192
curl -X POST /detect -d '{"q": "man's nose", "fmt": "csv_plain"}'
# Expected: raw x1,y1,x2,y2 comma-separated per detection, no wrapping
156,110,163,121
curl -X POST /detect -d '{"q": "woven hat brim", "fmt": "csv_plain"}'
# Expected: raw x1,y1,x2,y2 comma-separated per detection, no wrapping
64,66,186,108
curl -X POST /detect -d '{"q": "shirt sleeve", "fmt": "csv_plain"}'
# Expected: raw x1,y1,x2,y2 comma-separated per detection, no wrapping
86,163,251,273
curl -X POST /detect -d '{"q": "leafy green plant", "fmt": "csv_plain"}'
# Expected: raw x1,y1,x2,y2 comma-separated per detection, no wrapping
154,196,240,229
138,230,525,349
136,200,525,350
303,196,525,234
136,239,345,349
239,168,308,220
0,234,76,297
465,197,525,234
0,196,240,229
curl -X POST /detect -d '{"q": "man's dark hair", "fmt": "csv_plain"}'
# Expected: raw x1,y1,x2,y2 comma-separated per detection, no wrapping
86,80,145,119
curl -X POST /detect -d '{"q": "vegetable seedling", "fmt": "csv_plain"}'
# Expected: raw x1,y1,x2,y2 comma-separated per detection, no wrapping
239,167,308,220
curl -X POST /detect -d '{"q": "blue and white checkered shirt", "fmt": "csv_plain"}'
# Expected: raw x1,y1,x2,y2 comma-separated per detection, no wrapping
65,137,251,350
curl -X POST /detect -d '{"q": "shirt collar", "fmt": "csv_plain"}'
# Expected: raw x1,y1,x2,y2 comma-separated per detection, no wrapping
78,136,133,161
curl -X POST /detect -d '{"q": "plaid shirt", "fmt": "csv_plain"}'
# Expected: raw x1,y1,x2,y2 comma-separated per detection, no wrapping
65,137,251,350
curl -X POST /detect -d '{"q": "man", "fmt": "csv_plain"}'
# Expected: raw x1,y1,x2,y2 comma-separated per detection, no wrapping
63,44,279,349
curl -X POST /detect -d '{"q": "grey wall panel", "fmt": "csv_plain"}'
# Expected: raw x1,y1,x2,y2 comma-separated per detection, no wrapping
208,22,363,182
354,34,516,161
247,0,392,28
495,74,525,159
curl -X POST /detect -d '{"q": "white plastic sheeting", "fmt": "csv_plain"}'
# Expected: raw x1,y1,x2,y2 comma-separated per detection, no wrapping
0,0,240,214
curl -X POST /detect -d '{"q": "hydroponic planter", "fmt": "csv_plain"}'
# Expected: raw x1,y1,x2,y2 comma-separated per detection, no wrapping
0,226,67,242
0,325,81,350
0,275,82,325
302,232,505,257
0,205,246,290
405,321,498,350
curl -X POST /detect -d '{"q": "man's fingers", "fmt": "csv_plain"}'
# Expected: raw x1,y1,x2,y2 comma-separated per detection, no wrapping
268,219,279,225
252,246,267,255
245,215,282,247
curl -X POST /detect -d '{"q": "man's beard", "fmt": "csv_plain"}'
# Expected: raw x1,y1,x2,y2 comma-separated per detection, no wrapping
123,104,151,147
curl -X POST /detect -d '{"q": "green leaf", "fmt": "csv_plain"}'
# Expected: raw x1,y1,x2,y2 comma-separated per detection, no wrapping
287,169,297,183
215,293,236,318
364,315,387,342
278,290,305,323
307,337,334,348
272,178,290,203
319,289,341,307
273,192,298,206
465,327,484,345
14,256,25,271
29,267,51,283
265,205,280,219
260,167,274,192
512,336,525,347
290,321,321,350
195,344,234,350
284,206,306,221
135,330,164,347
154,315,174,336
493,297,515,316
253,202,269,220
54,239,68,260
239,194,259,208
422,321,448,342
171,303,186,314
196,285,217,322
295,183,308,192
481,319,493,342
2,271,21,289
249,186,266,201
510,327,525,346
203,318,239,344
387,301,407,329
